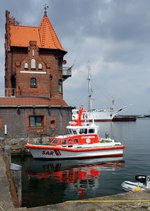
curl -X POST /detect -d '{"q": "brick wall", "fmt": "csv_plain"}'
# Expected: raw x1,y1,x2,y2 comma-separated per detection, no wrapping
5,43,64,99
0,106,72,138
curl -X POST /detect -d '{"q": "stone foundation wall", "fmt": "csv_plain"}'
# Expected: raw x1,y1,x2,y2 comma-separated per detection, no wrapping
0,106,72,140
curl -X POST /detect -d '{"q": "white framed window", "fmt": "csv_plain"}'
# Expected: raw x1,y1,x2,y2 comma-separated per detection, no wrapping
31,59,36,69
38,63,42,70
24,63,28,69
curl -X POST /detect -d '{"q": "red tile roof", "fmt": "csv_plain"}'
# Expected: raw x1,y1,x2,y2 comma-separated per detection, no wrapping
10,15,66,52
10,26,41,47
0,97,68,107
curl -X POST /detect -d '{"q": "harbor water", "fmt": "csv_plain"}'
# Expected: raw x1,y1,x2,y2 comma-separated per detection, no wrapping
12,118,150,208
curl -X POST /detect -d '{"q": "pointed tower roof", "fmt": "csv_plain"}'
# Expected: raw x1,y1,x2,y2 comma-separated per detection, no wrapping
39,14,64,50
9,12,66,52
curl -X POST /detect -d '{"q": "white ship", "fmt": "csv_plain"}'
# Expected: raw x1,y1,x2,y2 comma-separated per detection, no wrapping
72,70,126,122
72,105,125,122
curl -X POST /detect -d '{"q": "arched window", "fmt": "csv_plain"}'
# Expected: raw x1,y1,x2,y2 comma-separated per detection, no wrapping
31,59,36,69
38,63,42,70
24,63,28,69
30,78,37,88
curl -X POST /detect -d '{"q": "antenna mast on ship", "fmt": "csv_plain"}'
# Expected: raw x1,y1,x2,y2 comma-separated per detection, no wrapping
87,65,94,111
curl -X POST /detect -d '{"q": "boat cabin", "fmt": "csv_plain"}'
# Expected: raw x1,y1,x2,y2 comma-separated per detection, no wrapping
48,123,100,147
67,124,99,135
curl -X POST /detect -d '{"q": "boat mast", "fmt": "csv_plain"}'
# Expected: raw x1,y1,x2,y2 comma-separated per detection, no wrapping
87,66,94,111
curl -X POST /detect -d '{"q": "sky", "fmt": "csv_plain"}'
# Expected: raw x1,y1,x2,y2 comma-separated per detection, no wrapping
1,0,150,115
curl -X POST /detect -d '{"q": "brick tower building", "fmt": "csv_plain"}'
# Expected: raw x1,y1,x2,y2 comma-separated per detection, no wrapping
0,10,72,139
5,9,71,100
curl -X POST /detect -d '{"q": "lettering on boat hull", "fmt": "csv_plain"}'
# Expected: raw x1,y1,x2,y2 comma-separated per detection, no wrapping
42,150,61,156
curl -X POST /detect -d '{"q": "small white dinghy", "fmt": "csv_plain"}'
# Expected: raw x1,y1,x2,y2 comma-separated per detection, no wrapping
121,175,150,192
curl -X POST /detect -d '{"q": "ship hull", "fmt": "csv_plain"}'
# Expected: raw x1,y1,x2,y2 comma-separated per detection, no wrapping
26,144,125,159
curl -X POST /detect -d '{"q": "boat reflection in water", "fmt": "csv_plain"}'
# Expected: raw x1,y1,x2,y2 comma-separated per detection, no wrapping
26,157,125,204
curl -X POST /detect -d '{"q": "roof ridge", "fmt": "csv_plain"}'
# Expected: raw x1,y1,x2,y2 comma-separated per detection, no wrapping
11,25,39,29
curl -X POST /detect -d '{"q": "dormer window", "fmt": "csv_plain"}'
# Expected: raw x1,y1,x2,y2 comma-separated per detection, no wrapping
38,63,42,70
30,78,37,88
31,59,36,69
24,63,28,69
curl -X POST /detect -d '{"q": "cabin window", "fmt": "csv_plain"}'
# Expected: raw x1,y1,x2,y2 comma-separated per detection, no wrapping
79,129,87,134
89,129,95,133
72,130,77,134
68,129,72,134
62,140,66,145
79,129,83,134
52,140,58,144
74,139,78,144
29,116,43,127
30,78,37,88
68,139,73,144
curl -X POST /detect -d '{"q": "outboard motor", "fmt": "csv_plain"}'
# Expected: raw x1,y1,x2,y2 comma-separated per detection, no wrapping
135,175,147,183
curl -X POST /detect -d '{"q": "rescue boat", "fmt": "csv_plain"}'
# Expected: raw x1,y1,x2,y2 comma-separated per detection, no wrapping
25,107,125,159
